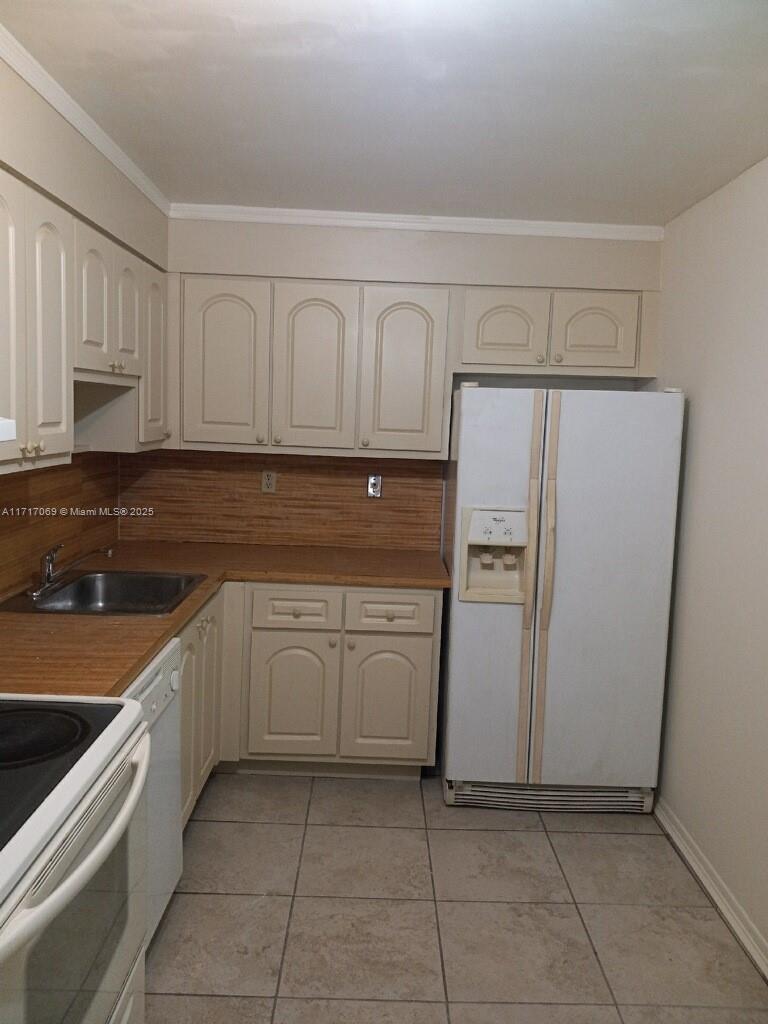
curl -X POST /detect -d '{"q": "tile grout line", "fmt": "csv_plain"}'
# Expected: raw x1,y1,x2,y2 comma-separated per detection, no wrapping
421,779,452,1024
542,815,626,1023
269,776,314,1024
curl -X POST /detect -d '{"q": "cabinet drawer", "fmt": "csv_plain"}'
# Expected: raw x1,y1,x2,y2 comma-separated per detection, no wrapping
252,588,342,630
345,591,436,633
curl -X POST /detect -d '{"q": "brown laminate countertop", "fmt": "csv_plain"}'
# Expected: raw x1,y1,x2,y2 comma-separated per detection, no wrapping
0,542,450,699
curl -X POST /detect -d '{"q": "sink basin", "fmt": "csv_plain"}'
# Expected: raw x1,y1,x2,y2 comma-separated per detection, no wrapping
0,571,206,615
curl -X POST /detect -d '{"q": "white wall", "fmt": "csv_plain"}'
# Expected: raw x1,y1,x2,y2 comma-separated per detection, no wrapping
655,155,768,972
0,59,167,266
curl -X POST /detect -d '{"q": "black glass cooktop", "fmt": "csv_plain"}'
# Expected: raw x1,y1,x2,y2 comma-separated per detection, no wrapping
0,700,121,851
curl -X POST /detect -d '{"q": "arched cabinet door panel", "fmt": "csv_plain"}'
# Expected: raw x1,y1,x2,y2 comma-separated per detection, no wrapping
25,190,73,457
0,169,26,466
183,276,271,445
114,248,143,375
462,287,551,366
248,630,341,755
74,220,114,373
339,634,433,760
272,281,359,449
359,286,449,453
140,267,167,443
550,291,639,368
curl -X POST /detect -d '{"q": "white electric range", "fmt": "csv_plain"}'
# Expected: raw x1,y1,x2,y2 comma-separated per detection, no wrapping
0,693,148,1024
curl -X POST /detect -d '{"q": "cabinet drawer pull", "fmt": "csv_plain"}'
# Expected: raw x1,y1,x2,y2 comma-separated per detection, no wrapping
256,435,265,444
554,353,563,363
109,361,117,371
291,608,301,619
273,435,282,444
347,639,356,651
536,354,545,364
163,429,171,440
385,610,395,622
38,441,45,454
360,437,370,447
328,637,337,648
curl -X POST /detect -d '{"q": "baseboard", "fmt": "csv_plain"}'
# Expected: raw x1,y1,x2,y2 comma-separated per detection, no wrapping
655,797,768,978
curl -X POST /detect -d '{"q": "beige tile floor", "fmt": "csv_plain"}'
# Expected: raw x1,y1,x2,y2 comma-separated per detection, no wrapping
146,774,768,1024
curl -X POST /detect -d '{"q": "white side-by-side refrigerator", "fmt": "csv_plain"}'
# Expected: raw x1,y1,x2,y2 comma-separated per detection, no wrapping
443,386,683,812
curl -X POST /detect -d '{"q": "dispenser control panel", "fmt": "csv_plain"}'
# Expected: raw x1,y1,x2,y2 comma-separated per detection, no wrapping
459,507,528,604
466,509,527,547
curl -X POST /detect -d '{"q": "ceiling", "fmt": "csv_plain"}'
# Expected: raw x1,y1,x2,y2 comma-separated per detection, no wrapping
2,0,768,225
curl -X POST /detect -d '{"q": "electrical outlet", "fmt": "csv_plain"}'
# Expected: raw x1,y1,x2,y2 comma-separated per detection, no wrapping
261,470,277,494
367,474,382,498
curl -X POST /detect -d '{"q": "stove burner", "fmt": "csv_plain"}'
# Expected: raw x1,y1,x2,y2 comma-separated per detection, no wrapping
0,708,91,768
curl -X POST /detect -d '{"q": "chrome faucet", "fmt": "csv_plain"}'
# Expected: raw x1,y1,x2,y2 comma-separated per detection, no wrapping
31,544,113,600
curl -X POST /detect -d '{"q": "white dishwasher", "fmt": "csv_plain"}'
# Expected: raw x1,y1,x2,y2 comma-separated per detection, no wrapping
123,638,183,943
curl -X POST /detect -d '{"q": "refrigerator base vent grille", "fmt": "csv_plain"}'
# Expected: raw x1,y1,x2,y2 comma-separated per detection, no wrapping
445,780,653,814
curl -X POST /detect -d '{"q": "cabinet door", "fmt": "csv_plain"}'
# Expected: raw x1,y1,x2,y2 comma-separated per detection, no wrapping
0,169,26,465
198,600,222,788
183,276,270,445
139,266,167,442
74,220,113,373
359,286,448,452
25,190,73,458
550,291,639,368
339,634,433,760
179,628,200,826
272,282,359,449
114,248,144,375
462,287,551,366
248,629,340,755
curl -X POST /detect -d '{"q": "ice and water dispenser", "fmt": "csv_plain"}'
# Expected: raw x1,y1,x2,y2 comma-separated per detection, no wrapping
458,508,528,603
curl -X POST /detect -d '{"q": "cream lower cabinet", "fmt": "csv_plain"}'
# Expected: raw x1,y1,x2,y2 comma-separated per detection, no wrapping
178,590,223,824
245,584,442,765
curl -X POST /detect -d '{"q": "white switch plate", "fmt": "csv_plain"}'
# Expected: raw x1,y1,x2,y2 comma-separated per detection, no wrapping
367,474,382,498
262,470,277,494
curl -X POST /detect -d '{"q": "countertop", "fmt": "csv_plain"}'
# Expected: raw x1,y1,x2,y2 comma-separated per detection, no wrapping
0,542,450,699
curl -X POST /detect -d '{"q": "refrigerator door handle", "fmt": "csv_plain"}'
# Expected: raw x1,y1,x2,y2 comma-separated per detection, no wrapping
531,390,561,783
516,389,546,781
541,479,557,631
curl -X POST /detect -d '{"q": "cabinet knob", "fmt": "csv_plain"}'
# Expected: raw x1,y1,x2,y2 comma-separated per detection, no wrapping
536,354,545,364
554,353,563,364
19,444,27,458
360,438,370,447
119,361,126,371
328,637,337,648
109,361,117,371
256,435,265,444
163,430,171,439
347,639,356,650
25,442,37,456
37,441,45,454
292,608,301,619
273,435,282,444
385,610,395,622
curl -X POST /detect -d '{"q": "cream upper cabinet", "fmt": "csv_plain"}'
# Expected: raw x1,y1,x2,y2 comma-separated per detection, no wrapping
272,282,359,449
183,276,270,445
114,247,144,376
140,266,167,443
248,629,341,756
74,221,114,373
339,633,433,760
0,170,26,466
550,291,639,368
462,287,551,366
359,286,448,452
25,189,73,459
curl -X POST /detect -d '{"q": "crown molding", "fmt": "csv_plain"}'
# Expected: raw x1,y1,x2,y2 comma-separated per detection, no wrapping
0,23,170,214
169,203,664,241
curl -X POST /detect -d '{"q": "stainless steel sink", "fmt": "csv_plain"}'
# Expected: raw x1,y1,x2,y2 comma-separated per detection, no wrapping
0,571,206,615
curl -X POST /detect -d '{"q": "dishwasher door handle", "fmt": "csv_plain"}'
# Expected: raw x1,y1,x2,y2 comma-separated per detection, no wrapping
0,732,150,963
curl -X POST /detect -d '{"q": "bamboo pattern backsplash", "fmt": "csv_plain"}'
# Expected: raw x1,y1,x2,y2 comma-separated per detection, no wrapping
119,451,444,550
0,453,120,598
